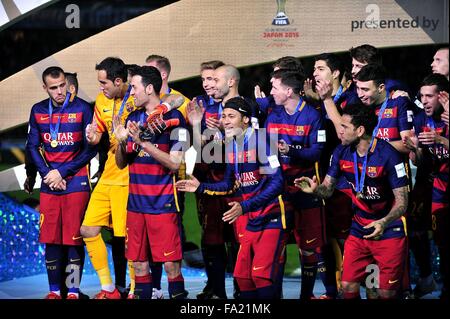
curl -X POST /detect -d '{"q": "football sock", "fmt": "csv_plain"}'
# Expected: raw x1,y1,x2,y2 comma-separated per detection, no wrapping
84,233,114,291
254,277,275,299
236,278,257,299
300,251,318,299
135,273,153,299
207,244,227,298
66,245,84,294
317,245,337,297
168,273,185,299
45,244,63,293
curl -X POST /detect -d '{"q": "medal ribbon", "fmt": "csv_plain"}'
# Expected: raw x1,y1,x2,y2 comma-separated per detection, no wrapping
333,85,344,104
353,94,388,197
48,92,71,144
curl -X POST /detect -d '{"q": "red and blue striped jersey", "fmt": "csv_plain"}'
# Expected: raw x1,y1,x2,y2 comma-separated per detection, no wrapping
374,97,412,141
26,96,96,194
197,129,286,231
413,110,449,213
266,99,325,197
193,94,226,183
196,95,222,133
125,108,187,214
327,139,409,240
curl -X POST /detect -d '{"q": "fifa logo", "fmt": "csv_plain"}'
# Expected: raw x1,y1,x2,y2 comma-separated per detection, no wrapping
272,0,290,25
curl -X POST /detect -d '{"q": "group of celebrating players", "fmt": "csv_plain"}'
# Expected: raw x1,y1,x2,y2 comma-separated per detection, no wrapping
24,44,449,300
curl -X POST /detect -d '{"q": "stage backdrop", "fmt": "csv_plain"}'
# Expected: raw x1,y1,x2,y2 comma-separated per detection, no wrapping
0,0,448,131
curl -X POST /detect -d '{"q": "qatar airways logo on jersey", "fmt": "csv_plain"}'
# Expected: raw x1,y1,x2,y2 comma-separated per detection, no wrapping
349,182,381,200
239,171,259,187
43,132,74,146
376,127,398,141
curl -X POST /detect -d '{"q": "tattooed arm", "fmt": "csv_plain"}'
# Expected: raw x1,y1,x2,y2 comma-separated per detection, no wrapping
363,186,409,239
294,174,336,199
314,175,336,199
161,94,185,111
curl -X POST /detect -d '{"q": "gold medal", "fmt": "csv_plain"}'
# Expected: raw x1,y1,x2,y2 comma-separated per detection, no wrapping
356,192,364,200
50,140,58,148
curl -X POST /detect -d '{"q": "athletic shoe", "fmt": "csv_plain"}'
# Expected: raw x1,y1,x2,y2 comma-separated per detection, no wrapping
151,288,164,299
94,288,122,299
44,292,62,299
196,283,213,300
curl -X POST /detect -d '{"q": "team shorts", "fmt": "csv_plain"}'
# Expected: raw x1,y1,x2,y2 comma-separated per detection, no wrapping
125,211,182,263
293,206,327,250
233,228,289,282
39,192,89,245
342,235,407,290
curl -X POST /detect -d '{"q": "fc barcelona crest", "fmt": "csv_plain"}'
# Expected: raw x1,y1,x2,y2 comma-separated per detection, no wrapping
68,113,77,123
296,125,305,136
367,166,377,178
383,109,393,118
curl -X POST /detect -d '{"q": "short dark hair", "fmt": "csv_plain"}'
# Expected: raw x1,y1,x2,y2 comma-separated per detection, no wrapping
421,73,449,93
273,56,305,78
342,103,378,136
42,66,65,84
354,63,386,87
349,44,382,65
314,53,343,80
200,60,225,72
129,66,162,94
125,64,139,73
95,57,128,82
271,69,304,94
223,96,252,118
145,54,171,75
64,72,78,94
